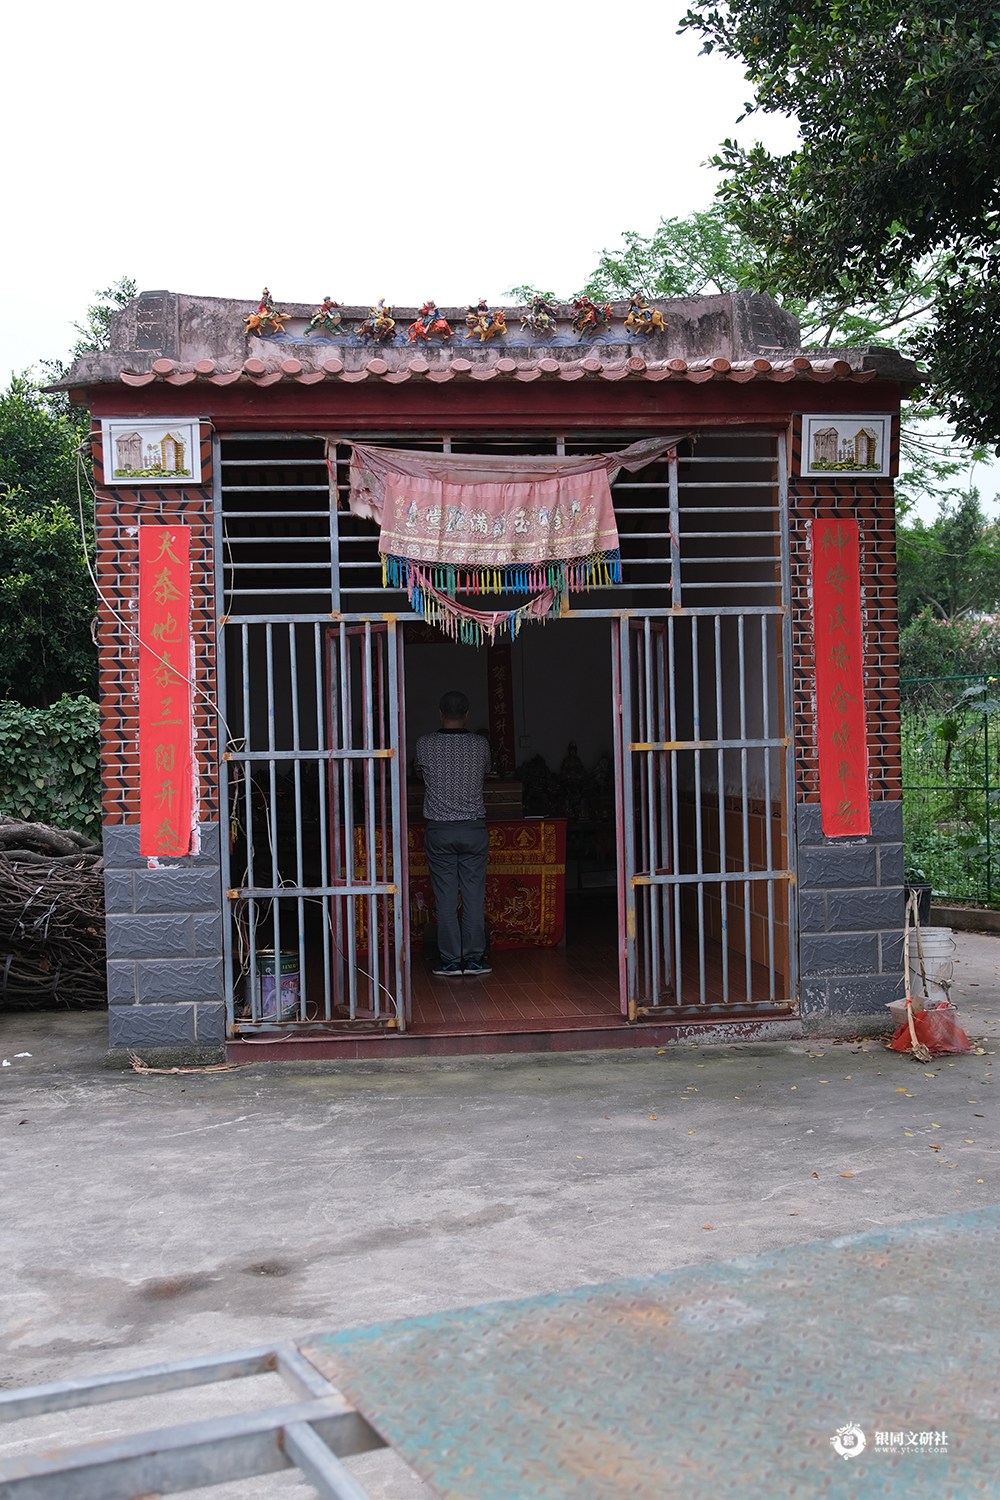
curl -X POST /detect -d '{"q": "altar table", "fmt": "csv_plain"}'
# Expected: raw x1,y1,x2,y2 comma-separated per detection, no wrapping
408,819,566,949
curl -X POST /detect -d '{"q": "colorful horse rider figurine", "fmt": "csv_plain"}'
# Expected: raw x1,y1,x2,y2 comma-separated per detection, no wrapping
306,296,343,337
571,295,613,338
624,293,667,335
359,299,396,345
464,301,506,343
408,300,453,343
520,295,560,337
244,287,288,337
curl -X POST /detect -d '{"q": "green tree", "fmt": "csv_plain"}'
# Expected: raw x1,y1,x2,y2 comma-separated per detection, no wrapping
679,0,1000,449
0,275,133,706
0,375,83,513
69,275,137,360
559,205,986,516
897,488,1000,624
0,500,98,706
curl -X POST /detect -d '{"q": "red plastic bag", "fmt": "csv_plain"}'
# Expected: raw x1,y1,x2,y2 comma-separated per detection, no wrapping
889,1002,972,1055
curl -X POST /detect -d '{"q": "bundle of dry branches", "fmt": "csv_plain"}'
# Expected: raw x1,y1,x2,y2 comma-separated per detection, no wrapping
0,818,106,1009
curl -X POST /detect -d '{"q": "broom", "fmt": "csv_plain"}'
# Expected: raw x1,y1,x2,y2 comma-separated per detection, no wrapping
902,889,933,1064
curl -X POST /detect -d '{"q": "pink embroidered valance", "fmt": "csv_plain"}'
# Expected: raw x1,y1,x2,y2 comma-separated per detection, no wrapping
346,436,685,642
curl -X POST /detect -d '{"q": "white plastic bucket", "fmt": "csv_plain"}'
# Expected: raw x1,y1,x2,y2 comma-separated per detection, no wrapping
907,926,954,1003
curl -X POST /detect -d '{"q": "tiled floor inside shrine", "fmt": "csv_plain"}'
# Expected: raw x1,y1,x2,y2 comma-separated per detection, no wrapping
229,901,788,1060
409,899,783,1035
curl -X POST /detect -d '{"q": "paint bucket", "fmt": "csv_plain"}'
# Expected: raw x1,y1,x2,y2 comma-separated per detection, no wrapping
907,927,955,1004
256,949,300,1021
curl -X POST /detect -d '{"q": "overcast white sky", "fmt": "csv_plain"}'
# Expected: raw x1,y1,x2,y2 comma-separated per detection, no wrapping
3,0,800,379
4,0,985,519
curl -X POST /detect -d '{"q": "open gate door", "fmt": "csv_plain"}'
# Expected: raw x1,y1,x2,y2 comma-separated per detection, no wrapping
324,620,410,1028
613,617,672,1020
614,607,793,1023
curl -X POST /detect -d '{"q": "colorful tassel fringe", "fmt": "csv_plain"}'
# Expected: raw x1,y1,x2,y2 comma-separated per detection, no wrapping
382,550,622,597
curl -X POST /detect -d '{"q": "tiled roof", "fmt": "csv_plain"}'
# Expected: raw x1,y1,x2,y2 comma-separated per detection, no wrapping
117,354,879,389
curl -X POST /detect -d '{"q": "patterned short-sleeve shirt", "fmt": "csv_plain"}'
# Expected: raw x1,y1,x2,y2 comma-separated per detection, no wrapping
414,729,492,822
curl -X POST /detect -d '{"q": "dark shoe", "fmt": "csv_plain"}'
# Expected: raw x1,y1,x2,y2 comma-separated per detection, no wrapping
432,960,464,976
463,957,492,975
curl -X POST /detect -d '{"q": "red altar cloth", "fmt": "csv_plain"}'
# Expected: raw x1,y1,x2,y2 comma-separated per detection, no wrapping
409,819,566,950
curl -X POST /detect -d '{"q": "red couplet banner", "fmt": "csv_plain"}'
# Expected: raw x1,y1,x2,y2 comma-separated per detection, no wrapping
812,518,870,837
138,526,193,856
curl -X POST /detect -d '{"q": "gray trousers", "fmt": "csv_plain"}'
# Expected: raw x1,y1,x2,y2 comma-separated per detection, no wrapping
423,819,489,964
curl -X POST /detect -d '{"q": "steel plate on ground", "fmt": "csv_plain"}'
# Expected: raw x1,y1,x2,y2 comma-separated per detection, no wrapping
303,1206,1000,1498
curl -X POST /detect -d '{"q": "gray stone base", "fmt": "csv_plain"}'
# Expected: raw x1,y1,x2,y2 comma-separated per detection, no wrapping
105,1044,227,1070
796,800,905,1020
802,1012,896,1038
103,822,226,1051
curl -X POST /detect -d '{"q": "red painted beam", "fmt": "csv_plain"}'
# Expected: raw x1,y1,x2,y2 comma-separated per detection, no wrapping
87,378,905,430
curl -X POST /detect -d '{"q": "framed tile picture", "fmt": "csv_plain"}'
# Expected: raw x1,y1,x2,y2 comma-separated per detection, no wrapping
799,413,891,478
101,419,202,485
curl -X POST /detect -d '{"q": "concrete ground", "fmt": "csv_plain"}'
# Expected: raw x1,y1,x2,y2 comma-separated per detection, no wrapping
1,932,997,1499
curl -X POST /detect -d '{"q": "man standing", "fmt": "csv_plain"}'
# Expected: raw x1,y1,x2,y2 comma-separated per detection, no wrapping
415,690,492,976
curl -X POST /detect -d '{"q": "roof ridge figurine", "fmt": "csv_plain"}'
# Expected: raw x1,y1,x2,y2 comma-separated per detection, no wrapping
465,300,506,343
624,293,667,336
571,295,613,339
244,288,288,338
306,296,344,337
408,300,453,344
520,295,560,338
359,299,396,346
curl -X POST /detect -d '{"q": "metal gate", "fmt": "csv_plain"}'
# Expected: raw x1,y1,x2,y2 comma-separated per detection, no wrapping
613,439,796,1018
220,611,408,1032
216,429,796,1033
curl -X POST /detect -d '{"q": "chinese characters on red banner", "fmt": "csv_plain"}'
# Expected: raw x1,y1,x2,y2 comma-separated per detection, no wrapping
138,526,193,856
812,518,870,836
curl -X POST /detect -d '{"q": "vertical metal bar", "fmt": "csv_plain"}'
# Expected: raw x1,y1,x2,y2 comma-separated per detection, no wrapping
289,625,307,1020
329,441,342,613
984,675,992,904
362,621,379,1015
265,623,281,1015
715,613,729,1007
668,451,681,602
643,619,661,1003
342,624,358,1020
387,619,407,1028
329,627,345,1011
315,623,332,1020
242,624,257,1021
691,615,706,1005
777,432,797,1006
377,631,391,1011
611,618,630,1017
655,626,671,996
738,613,752,1001
668,614,682,1005
212,435,235,1036
636,626,650,1000
761,613,776,1001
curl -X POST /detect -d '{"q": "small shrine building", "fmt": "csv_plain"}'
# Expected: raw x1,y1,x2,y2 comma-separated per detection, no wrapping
55,289,918,1060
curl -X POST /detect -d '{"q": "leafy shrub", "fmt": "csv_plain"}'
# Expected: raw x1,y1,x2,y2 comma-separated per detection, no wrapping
0,695,101,839
900,610,1000,687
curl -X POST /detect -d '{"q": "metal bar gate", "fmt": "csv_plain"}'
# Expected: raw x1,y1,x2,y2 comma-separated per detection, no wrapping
216,429,797,1033
613,439,797,1018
